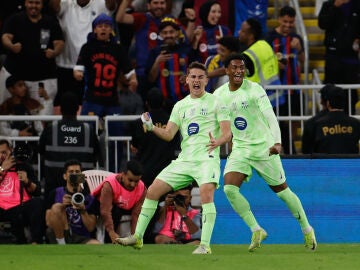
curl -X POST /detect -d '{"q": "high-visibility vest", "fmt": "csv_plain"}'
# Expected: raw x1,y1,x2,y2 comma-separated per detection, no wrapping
243,40,285,106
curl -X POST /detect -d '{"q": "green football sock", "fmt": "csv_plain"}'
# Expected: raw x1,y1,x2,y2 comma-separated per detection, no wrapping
200,202,216,247
134,198,158,239
224,184,260,231
276,188,310,230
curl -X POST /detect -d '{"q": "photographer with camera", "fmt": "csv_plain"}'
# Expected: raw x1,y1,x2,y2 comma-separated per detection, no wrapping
153,185,201,244
0,138,43,244
45,159,100,244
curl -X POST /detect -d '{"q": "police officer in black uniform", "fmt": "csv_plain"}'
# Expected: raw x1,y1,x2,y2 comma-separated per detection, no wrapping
302,84,332,154
302,85,360,154
38,92,100,198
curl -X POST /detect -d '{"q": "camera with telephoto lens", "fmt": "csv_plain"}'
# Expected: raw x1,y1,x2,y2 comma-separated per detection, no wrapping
69,173,85,187
13,143,33,163
71,192,85,205
13,143,33,171
173,194,186,207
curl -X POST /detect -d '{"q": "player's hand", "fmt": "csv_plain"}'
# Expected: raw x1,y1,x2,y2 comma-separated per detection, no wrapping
206,132,218,156
11,42,22,54
141,112,154,131
269,143,282,155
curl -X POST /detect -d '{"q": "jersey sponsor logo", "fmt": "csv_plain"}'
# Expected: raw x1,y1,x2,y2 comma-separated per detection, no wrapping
234,117,247,130
188,123,199,136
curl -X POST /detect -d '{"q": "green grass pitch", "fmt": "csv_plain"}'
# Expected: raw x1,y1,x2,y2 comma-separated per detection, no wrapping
1,244,360,270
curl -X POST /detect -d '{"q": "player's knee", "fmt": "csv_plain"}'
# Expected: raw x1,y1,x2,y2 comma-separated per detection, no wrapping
276,187,292,201
224,184,239,201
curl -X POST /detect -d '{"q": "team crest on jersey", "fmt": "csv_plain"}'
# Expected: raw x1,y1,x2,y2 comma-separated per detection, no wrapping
200,108,208,116
149,32,158,40
188,123,199,136
234,117,247,130
179,58,186,66
241,101,249,109
199,43,207,52
161,69,170,77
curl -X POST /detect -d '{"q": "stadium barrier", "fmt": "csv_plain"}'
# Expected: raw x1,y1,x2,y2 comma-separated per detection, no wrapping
212,158,360,244
1,83,359,176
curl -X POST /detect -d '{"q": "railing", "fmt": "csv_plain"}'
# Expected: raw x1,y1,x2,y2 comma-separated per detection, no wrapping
290,0,309,84
103,115,140,171
2,84,360,179
0,115,98,180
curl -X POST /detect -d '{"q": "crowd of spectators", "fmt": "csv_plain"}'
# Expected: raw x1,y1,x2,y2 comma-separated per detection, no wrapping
0,0,359,244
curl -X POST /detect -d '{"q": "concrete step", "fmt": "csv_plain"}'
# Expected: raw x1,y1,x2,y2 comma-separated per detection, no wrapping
268,6,316,18
301,71,324,82
309,46,325,55
309,59,325,69
269,0,316,6
267,19,277,29
304,19,319,27
308,33,324,42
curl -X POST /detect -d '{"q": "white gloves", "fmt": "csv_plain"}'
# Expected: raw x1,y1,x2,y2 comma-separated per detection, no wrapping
141,112,154,131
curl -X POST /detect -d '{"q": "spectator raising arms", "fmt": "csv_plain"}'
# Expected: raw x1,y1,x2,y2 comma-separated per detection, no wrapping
0,0,64,114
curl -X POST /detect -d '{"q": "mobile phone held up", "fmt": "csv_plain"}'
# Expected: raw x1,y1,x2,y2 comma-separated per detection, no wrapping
160,43,171,54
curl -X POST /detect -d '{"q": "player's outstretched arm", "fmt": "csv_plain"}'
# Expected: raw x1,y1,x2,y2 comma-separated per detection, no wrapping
140,112,179,142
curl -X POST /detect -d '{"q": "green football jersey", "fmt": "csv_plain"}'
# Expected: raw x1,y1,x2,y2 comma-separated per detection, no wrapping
213,79,275,159
169,92,230,161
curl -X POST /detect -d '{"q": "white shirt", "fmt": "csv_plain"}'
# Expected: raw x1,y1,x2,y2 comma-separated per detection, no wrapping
56,0,111,68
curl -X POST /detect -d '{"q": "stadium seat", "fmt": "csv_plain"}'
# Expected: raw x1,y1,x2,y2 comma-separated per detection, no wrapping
82,169,113,193
82,169,113,243
191,187,201,209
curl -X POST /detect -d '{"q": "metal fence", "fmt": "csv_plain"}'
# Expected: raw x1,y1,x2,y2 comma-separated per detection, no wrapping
1,83,360,179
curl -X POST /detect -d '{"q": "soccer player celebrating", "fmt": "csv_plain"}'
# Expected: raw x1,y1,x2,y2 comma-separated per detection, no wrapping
213,53,317,251
116,62,231,254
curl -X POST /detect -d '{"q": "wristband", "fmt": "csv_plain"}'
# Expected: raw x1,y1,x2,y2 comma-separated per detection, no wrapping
141,113,154,131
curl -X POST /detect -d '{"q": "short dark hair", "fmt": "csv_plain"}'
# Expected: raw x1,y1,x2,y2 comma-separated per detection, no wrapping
60,91,79,116
5,76,22,89
0,138,12,149
179,184,193,191
224,53,247,68
246,18,262,41
279,5,296,17
64,159,82,173
319,84,335,102
126,160,143,176
327,86,345,109
218,36,241,52
187,61,207,76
